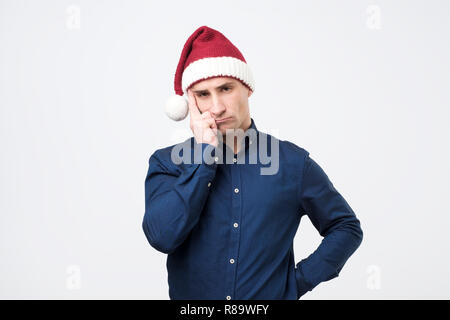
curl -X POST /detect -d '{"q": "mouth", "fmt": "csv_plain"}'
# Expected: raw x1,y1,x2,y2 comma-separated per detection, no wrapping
216,117,232,124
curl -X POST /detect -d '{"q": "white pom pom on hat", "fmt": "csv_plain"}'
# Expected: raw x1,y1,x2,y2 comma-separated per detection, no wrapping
165,25,255,121
165,94,188,121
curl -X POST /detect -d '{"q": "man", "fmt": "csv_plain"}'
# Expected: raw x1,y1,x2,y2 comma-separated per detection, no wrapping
142,26,363,300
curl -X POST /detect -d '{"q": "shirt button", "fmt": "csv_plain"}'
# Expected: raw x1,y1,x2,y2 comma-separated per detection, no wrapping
233,222,238,228
226,296,231,300
232,158,237,163
230,258,235,264
234,188,239,193
249,140,253,144
214,156,219,162
207,182,211,187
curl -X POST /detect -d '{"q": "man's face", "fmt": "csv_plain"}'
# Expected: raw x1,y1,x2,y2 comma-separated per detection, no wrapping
188,76,253,135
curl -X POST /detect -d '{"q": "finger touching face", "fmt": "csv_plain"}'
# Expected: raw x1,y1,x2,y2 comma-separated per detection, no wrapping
187,89,201,119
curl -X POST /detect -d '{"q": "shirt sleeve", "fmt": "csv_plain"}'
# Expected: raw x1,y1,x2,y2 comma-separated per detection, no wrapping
142,143,218,254
295,153,364,298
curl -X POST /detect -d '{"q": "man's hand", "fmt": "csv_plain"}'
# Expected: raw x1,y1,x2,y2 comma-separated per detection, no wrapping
188,89,219,147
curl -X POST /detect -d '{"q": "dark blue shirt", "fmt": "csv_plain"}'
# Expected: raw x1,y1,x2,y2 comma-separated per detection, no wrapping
142,118,363,300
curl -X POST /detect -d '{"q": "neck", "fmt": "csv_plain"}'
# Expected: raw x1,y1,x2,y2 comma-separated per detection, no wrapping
223,117,252,154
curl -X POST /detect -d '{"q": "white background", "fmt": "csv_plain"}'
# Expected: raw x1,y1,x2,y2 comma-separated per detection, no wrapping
1,0,449,299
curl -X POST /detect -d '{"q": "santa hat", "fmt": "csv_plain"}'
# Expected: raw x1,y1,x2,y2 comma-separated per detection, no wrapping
165,25,255,121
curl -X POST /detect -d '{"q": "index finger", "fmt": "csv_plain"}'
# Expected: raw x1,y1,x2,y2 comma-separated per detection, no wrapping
187,89,201,119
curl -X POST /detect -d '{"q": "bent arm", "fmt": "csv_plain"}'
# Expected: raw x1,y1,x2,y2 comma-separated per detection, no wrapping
295,154,363,298
142,143,218,254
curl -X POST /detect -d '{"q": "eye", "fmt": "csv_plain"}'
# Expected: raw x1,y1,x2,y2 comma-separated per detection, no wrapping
222,87,231,92
197,92,208,97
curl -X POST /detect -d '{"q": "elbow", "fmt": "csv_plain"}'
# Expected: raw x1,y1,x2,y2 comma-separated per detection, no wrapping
329,215,364,243
358,226,364,250
354,217,364,244
336,216,364,250
348,217,364,247
348,213,364,243
349,219,364,251
142,215,177,254
358,223,364,243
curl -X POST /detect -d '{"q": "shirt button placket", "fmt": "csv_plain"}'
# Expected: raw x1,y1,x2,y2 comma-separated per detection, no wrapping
228,160,242,301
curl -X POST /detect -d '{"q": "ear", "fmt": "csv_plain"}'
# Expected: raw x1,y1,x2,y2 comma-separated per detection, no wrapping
248,89,253,98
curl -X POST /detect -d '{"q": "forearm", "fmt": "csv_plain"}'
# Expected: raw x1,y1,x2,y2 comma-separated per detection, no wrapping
142,144,218,254
295,217,363,297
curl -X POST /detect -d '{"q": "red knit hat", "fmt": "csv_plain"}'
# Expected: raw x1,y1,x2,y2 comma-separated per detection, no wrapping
165,25,255,121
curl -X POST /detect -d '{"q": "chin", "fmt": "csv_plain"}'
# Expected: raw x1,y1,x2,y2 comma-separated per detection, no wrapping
217,119,232,128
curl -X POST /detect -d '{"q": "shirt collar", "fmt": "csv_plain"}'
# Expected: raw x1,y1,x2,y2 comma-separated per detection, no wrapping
249,117,258,132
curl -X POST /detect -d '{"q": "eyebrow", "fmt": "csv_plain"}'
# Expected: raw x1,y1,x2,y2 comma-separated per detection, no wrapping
192,82,235,93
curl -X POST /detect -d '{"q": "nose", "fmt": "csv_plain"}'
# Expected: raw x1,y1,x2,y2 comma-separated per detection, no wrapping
209,94,226,118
